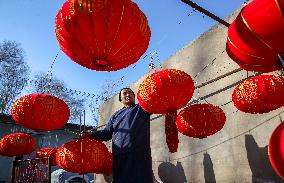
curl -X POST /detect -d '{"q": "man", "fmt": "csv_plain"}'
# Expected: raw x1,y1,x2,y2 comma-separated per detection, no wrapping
84,88,153,183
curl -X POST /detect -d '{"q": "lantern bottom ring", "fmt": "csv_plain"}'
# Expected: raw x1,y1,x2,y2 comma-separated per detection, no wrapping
94,59,111,68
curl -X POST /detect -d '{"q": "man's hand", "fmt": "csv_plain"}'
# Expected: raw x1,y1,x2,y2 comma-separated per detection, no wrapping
81,130,93,138
81,128,97,138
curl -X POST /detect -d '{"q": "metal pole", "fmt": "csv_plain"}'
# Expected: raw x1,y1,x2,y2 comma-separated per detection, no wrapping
181,0,230,27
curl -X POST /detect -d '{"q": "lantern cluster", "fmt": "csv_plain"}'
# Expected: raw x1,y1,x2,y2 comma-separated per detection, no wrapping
11,94,70,132
138,69,195,152
55,0,151,71
232,75,284,114
176,104,226,139
56,137,110,174
226,0,284,72
36,148,58,166
268,122,284,179
0,133,37,157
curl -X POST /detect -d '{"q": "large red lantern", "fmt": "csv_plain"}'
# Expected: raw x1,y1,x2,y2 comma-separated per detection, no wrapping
176,104,226,139
56,137,109,174
55,0,151,71
36,148,57,166
0,133,37,157
232,75,284,114
138,69,195,152
268,122,284,179
226,0,284,72
11,94,70,132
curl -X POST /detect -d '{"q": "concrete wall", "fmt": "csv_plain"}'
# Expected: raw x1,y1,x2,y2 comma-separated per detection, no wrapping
95,7,284,183
0,120,81,182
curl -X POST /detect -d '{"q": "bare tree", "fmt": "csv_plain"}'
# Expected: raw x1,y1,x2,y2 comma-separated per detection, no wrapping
0,40,30,114
31,72,86,124
89,79,122,126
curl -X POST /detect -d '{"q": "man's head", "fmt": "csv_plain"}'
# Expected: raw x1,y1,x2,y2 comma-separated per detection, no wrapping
119,88,135,106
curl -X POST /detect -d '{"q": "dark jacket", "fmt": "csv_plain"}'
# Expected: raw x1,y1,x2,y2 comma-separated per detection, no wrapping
92,104,153,183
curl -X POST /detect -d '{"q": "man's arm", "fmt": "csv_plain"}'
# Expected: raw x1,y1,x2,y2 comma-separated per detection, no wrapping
91,121,113,141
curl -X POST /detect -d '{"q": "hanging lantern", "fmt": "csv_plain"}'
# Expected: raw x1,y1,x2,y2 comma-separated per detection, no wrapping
55,0,151,71
56,137,109,174
176,104,226,139
11,94,70,132
268,122,284,179
232,75,284,114
0,133,37,157
226,0,284,72
137,69,195,152
98,151,112,176
36,148,57,166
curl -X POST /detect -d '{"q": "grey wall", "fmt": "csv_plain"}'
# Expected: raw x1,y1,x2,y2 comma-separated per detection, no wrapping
95,7,284,183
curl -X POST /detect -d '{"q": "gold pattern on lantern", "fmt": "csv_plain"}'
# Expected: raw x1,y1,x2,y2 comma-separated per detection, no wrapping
139,77,156,101
236,80,258,103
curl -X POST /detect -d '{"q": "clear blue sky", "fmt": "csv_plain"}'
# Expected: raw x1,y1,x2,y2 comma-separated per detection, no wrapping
0,0,245,125
0,0,245,93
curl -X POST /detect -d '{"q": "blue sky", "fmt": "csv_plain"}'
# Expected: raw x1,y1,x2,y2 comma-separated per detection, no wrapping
0,0,245,125
0,0,245,93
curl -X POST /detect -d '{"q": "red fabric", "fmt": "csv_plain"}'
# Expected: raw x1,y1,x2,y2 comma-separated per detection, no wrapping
11,94,70,132
226,0,284,72
176,104,226,139
137,69,195,114
165,111,179,153
98,151,112,176
36,148,57,166
55,0,151,71
56,137,109,174
0,133,37,157
232,75,284,114
269,122,284,179
243,0,284,53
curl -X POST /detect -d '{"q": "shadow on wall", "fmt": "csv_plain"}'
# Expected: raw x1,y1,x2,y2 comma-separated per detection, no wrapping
245,134,283,183
158,161,187,183
203,152,216,183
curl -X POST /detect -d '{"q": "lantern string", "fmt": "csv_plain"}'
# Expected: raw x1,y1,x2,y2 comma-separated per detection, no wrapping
152,109,284,162
42,53,59,94
148,53,156,71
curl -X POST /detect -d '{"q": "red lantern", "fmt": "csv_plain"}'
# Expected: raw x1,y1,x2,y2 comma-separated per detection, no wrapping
11,94,70,132
232,75,284,114
137,69,195,152
137,69,195,114
55,0,151,71
36,148,57,166
56,137,109,174
0,133,37,157
268,122,284,179
99,151,112,176
176,104,226,139
226,0,284,72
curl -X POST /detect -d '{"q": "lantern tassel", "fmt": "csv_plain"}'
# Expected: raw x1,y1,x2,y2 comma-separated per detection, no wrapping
165,111,179,153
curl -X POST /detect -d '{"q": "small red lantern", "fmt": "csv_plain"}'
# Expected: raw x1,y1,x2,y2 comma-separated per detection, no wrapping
0,133,37,157
11,94,70,132
226,0,284,72
268,122,284,179
232,75,284,114
176,104,226,139
36,148,57,166
56,137,109,174
138,69,195,152
55,0,151,71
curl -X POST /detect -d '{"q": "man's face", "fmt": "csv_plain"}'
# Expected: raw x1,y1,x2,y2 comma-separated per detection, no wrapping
120,89,135,106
